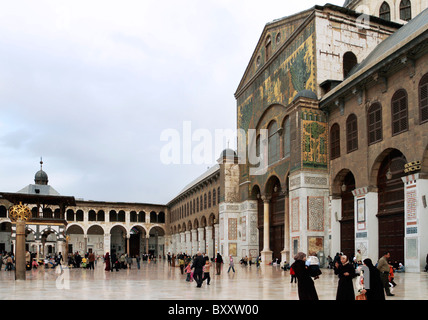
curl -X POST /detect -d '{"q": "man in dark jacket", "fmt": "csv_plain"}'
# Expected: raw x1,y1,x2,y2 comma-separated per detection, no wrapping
216,253,223,275
191,251,205,288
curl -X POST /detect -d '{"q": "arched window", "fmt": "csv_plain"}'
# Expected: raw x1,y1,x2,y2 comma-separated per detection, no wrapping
196,197,199,212
0,206,6,218
343,52,358,78
109,210,117,222
208,191,211,208
204,193,207,209
330,123,341,160
400,0,412,21
200,195,203,211
379,1,391,21
283,117,291,159
138,211,145,222
346,114,358,153
118,210,125,222
97,210,105,222
391,89,408,135
213,188,216,206
88,210,96,221
268,121,279,165
76,210,84,222
368,103,383,145
150,211,157,223
419,73,428,124
265,35,272,61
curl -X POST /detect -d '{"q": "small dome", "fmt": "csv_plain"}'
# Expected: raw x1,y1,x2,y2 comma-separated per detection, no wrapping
220,148,236,159
292,90,318,102
34,159,48,185
35,170,48,185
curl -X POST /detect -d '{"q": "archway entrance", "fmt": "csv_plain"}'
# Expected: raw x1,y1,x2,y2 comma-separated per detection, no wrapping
377,149,406,263
130,226,146,257
340,171,356,258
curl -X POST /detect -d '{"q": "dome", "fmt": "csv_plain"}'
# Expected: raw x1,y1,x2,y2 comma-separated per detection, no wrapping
292,89,318,102
34,159,48,185
220,148,236,159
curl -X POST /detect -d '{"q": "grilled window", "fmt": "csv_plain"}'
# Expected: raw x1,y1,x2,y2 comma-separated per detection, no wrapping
368,103,383,145
391,89,408,135
420,73,428,124
379,2,391,21
346,114,358,153
400,0,412,21
283,116,291,158
330,123,341,160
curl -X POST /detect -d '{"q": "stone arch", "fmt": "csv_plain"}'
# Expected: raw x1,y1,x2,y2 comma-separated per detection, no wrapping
87,224,105,235
264,174,282,196
332,168,355,197
369,148,408,189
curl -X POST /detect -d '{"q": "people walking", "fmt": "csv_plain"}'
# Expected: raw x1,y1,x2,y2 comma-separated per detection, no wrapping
88,251,95,270
202,259,211,285
191,251,205,288
227,255,235,273
290,252,318,300
377,252,394,296
290,266,297,283
104,252,111,271
136,255,141,269
334,254,357,300
215,253,223,275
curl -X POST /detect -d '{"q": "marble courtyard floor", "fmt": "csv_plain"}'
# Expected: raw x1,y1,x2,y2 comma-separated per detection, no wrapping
0,261,427,300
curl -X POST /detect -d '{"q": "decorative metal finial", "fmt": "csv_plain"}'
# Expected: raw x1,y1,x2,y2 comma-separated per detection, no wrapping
40,157,43,170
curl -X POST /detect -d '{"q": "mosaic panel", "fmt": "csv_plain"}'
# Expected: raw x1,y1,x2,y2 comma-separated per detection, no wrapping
228,218,238,241
307,197,324,231
291,198,300,232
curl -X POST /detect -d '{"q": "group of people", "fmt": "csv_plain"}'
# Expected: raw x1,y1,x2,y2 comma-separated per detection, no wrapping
104,251,142,271
290,250,405,300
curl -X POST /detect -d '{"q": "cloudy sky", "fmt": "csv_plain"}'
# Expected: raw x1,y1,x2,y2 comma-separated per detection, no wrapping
0,0,343,204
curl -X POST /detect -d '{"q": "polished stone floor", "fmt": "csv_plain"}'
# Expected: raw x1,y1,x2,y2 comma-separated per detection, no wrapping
0,260,427,300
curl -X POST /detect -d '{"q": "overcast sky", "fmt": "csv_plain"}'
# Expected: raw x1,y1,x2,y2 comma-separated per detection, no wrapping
0,0,344,204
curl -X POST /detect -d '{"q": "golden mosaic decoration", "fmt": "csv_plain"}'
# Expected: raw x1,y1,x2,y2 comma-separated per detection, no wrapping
8,202,31,222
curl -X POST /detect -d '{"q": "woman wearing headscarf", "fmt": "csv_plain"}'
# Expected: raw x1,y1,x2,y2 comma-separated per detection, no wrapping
290,252,319,300
334,254,357,300
361,258,385,300
104,252,111,271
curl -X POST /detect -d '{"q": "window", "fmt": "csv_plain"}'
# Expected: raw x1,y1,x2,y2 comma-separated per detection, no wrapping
346,114,358,153
265,35,272,61
208,191,211,208
400,0,412,21
204,194,207,209
283,117,291,158
391,89,408,135
213,189,216,206
330,123,341,160
368,103,383,145
343,52,358,78
379,2,391,21
419,73,428,124
268,121,279,165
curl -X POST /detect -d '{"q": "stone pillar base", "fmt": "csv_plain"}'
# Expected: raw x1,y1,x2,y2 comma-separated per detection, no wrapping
261,250,272,265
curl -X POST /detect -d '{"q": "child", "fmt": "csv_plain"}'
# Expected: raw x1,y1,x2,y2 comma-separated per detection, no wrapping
184,263,192,282
290,266,297,283
202,259,211,285
306,254,322,280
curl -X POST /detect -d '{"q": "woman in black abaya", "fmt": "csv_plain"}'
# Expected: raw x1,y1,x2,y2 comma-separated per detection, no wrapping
361,258,385,300
290,252,319,300
334,254,357,300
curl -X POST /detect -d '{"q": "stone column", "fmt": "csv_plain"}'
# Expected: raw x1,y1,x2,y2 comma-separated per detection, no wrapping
15,221,26,280
191,229,198,255
214,224,219,255
180,232,186,254
185,231,191,255
205,226,213,258
281,192,290,265
261,196,272,264
198,227,205,254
